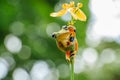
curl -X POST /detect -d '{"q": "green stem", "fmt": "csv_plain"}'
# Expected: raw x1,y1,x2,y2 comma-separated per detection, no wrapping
68,17,76,25
70,58,74,80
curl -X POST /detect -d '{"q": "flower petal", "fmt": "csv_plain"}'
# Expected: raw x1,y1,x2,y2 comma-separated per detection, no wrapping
77,3,83,8
69,1,75,7
70,8,87,21
75,9,87,21
50,9,67,17
69,8,78,20
62,3,69,9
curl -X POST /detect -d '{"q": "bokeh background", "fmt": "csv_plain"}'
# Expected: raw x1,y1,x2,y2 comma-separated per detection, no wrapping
0,0,120,80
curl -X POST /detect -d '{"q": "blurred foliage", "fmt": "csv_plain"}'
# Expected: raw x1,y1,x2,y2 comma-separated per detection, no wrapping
0,0,120,80
0,0,89,61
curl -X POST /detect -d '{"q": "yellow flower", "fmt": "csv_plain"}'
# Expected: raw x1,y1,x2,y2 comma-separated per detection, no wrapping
50,1,87,21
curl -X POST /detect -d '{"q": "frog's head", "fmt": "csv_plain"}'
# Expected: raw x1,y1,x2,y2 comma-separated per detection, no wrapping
52,25,76,39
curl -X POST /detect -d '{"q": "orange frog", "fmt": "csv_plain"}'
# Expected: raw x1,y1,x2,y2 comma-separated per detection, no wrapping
52,25,78,61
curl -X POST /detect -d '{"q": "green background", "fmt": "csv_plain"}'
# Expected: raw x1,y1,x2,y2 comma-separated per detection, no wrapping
0,0,120,80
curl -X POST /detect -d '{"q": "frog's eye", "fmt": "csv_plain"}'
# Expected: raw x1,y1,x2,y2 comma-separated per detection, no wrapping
70,37,74,42
52,33,56,38
62,25,68,30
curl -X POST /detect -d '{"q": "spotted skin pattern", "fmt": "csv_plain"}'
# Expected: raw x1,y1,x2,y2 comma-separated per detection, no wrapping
52,25,78,61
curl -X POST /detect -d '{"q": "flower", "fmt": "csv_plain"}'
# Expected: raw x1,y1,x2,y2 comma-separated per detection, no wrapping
50,1,87,21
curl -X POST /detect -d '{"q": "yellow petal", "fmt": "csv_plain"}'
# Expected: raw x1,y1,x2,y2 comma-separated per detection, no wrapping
75,9,86,21
69,1,75,7
50,9,67,17
69,8,78,20
77,3,83,8
62,3,69,9
69,8,87,21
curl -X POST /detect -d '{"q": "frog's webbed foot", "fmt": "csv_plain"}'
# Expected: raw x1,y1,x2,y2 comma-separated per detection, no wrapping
66,50,76,62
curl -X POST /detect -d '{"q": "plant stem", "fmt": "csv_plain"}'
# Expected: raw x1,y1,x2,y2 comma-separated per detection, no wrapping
70,58,74,80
